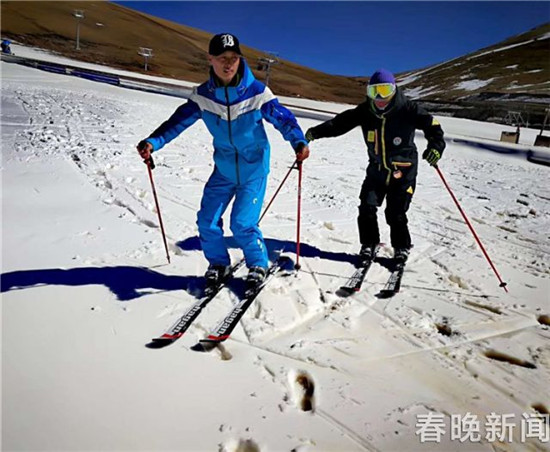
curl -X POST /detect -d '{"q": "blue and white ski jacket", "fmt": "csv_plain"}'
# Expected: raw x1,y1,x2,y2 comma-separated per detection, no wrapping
145,59,306,184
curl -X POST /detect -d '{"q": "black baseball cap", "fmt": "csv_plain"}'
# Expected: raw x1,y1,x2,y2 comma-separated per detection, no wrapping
208,33,242,56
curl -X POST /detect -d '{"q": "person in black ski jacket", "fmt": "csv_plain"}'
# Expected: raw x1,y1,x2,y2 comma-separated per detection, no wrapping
305,69,445,264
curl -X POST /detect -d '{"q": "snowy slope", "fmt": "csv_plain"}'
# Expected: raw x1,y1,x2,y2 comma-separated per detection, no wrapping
2,55,549,452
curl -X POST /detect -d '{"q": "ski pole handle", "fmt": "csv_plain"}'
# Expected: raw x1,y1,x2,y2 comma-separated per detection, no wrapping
144,156,155,170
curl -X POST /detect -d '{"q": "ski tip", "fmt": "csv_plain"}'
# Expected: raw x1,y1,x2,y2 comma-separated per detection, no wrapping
145,339,173,349
145,333,183,348
190,342,206,352
376,290,397,299
336,287,355,298
191,341,218,353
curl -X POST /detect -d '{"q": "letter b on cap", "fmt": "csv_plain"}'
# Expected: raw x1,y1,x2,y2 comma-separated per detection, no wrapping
221,34,234,48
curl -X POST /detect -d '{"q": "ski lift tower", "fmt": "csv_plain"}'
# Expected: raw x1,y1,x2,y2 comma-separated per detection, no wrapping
504,111,528,128
138,47,153,71
501,110,528,144
534,107,550,147
257,51,279,87
73,10,85,50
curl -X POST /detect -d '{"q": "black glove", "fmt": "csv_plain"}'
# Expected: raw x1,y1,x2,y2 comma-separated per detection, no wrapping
305,129,315,142
295,142,307,153
422,148,442,166
295,142,310,162
137,140,155,168
137,140,149,151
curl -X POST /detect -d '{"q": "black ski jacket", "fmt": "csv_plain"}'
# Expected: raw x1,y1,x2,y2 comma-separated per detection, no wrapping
308,88,446,184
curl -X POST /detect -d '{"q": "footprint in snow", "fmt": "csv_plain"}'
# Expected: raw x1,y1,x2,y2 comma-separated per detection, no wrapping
288,370,315,412
220,438,260,452
484,349,536,369
140,219,158,229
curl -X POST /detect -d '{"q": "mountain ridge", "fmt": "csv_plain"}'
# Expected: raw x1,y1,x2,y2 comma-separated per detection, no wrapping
2,1,549,122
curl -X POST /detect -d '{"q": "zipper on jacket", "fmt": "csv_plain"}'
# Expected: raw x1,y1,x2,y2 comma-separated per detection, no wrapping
225,87,240,184
380,117,391,185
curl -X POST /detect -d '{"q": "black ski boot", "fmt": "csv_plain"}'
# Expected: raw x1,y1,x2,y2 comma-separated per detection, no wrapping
246,266,267,291
394,248,410,264
205,264,231,289
358,244,377,266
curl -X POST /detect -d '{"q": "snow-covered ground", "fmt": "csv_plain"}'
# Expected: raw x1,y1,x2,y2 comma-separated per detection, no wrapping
9,44,199,90
2,48,549,452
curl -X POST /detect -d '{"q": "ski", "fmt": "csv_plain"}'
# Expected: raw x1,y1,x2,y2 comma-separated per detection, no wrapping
377,261,406,298
146,259,246,349
337,246,380,296
191,256,292,352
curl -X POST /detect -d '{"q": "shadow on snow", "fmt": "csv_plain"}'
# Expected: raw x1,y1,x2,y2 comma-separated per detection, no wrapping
451,138,550,167
1,236,356,301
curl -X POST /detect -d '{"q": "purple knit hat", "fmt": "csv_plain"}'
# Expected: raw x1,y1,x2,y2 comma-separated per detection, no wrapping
369,69,395,85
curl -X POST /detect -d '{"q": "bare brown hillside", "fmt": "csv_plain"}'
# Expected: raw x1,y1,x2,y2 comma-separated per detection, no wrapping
1,1,549,108
0,0,367,103
397,23,550,101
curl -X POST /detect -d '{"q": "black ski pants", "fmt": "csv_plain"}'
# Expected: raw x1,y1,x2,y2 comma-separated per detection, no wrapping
358,163,417,249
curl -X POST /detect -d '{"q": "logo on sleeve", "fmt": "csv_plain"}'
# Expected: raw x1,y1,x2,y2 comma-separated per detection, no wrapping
393,137,402,146
367,131,375,142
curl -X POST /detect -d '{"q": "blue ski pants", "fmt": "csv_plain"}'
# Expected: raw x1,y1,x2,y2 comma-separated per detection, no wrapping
197,169,268,269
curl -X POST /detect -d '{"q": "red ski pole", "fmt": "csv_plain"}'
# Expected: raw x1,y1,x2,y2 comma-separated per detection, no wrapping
145,157,170,264
295,161,303,270
259,160,297,224
435,165,507,292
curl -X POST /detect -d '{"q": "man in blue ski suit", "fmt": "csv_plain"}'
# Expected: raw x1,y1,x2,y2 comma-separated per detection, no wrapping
137,33,309,287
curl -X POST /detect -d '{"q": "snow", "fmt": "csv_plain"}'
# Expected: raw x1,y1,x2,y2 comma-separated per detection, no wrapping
402,86,441,100
10,43,199,89
453,79,495,91
2,48,550,452
468,33,550,60
397,56,463,87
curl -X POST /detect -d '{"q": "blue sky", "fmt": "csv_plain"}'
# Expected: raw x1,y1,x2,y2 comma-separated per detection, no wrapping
116,1,550,76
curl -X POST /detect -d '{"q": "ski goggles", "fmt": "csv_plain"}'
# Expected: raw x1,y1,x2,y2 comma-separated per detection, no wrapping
367,83,396,99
